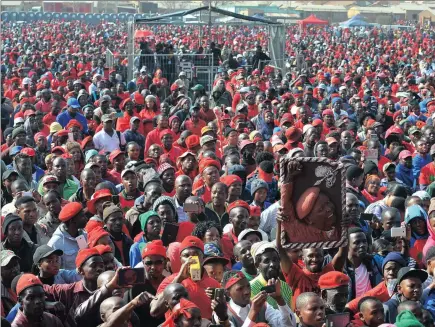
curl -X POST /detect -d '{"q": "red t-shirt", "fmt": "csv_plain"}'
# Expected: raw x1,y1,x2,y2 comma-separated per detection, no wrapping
157,273,220,319
283,262,335,309
419,162,435,186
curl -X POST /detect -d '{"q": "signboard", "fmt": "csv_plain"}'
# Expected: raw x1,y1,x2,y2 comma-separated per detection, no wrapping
279,156,347,249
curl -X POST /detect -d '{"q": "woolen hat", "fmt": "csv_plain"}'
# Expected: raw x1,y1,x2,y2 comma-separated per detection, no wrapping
2,214,22,235
152,196,176,214
381,252,407,273
395,310,424,327
251,179,269,196
346,165,364,180
12,127,26,139
102,204,123,221
139,211,159,233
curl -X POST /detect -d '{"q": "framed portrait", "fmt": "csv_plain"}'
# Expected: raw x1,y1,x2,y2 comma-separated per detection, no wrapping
279,156,347,249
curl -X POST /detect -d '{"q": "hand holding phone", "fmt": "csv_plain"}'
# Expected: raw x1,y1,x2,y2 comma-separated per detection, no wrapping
118,268,145,286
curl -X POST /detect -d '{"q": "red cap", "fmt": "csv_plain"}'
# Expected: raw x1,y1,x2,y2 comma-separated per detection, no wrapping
75,248,100,268
134,92,144,105
59,202,83,222
220,175,242,187
170,83,179,92
142,240,167,259
280,113,294,126
199,158,221,174
120,98,132,110
179,236,204,254
109,149,124,163
186,135,200,150
87,226,110,248
399,150,412,160
322,109,334,117
227,200,250,214
250,206,261,217
285,127,302,143
21,147,36,157
318,271,350,290
16,274,43,296
393,111,402,121
94,244,112,255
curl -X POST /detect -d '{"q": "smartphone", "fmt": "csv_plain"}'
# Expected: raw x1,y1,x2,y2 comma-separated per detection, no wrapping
325,313,350,327
391,226,406,238
22,191,32,197
361,213,375,221
260,285,276,294
76,235,88,250
214,288,225,300
161,223,179,247
118,268,145,286
184,202,201,213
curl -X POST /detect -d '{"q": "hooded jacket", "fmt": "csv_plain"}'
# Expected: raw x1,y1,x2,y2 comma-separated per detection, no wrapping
395,163,414,189
405,204,429,265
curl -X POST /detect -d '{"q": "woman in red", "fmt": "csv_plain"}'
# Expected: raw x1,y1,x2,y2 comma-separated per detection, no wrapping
152,68,168,88
139,95,160,121
362,174,383,204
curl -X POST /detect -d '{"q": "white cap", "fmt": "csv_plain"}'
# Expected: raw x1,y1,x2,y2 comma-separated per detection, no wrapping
237,229,264,242
339,85,347,91
303,124,313,134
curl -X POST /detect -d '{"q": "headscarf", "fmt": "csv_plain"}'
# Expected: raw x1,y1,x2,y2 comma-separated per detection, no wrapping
162,298,199,327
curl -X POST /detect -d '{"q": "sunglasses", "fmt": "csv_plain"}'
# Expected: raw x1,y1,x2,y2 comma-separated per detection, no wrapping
144,260,164,266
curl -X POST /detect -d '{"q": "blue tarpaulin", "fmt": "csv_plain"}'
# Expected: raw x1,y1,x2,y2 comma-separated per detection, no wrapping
339,14,370,27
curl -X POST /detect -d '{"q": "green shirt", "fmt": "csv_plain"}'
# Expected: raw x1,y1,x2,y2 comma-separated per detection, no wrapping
250,274,293,309
241,268,257,282
38,178,78,200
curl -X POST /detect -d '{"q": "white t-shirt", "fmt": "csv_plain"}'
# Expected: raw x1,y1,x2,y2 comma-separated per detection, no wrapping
355,263,372,297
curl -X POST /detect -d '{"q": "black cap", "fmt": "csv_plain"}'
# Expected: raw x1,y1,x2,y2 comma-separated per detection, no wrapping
2,170,19,181
33,245,63,265
397,267,428,285
2,214,22,235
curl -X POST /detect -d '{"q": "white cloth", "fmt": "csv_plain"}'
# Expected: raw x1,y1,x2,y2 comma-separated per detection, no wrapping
259,201,280,237
355,263,372,297
93,129,126,153
213,299,296,327
173,196,188,223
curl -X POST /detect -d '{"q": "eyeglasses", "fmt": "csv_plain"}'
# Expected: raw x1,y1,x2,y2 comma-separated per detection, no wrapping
144,260,164,266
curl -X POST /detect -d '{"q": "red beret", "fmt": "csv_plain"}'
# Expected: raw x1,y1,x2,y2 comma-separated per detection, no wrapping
331,77,341,85
142,240,167,259
59,202,83,222
134,92,144,105
94,244,112,255
21,147,36,157
318,271,350,290
51,146,66,154
159,129,175,140
393,110,402,121
296,187,320,219
66,119,83,131
227,200,250,214
186,135,200,150
280,115,294,127
199,158,221,174
56,129,70,137
312,118,323,127
220,175,242,187
179,236,204,254
87,226,110,247
120,98,132,110
16,274,43,296
81,136,93,150
250,206,261,217
75,248,100,268
285,127,302,143
322,109,334,117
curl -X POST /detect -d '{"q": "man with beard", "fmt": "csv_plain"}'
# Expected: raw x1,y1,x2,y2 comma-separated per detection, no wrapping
233,240,257,281
318,271,350,314
250,241,293,309
124,240,166,327
56,98,88,133
302,127,319,158
12,274,64,327
276,211,349,309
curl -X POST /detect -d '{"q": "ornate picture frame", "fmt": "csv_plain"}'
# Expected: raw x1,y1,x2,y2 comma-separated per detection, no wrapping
279,156,348,249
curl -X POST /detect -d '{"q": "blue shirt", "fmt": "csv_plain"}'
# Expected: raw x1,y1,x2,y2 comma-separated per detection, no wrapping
129,236,148,268
56,110,89,134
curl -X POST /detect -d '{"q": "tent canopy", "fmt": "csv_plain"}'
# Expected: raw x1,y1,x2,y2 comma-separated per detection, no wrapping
339,14,370,27
298,14,329,27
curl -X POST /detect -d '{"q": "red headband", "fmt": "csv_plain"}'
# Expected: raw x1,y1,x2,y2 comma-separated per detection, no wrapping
162,299,198,327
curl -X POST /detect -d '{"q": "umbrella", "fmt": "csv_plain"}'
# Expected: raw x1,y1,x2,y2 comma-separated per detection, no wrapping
134,30,154,39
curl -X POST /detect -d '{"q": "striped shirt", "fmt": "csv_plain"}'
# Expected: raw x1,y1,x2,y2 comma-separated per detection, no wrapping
250,274,293,310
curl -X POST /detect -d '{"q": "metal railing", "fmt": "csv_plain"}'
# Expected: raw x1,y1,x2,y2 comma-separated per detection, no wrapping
136,53,215,93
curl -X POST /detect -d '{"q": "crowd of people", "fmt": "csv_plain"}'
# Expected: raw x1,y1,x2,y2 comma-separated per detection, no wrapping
1,16,435,327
